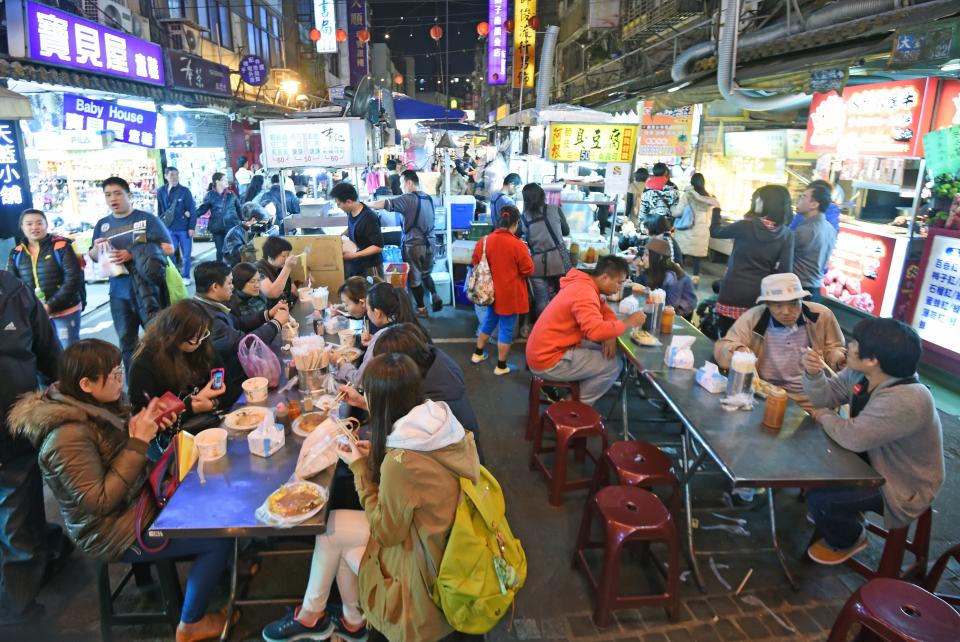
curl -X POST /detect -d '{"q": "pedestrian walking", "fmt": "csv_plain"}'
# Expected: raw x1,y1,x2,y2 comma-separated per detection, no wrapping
674,172,720,282
157,166,197,280
197,172,241,263
520,183,571,318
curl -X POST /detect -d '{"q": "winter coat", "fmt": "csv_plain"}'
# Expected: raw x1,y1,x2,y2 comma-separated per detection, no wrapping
258,186,301,226
473,228,534,316
231,291,269,317
422,346,481,445
789,202,840,232
156,184,197,232
675,186,720,258
660,270,698,318
128,349,241,421
350,400,480,642
526,269,626,371
7,234,85,313
792,212,837,290
192,295,280,386
640,177,679,229
522,204,571,278
0,271,61,463
197,190,241,234
7,386,153,560
710,210,795,309
129,241,169,324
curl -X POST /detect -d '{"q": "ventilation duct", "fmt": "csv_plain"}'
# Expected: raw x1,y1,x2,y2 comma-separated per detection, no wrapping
536,25,560,111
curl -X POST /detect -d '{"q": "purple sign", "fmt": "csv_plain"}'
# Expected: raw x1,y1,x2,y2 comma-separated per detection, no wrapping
169,52,231,96
24,1,164,85
487,0,508,85
239,55,268,86
347,0,368,87
62,94,158,147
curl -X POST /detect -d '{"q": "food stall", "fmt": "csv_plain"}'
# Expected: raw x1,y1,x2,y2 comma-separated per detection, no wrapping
907,227,960,375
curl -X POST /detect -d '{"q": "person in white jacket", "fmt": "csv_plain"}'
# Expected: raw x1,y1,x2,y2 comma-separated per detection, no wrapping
674,173,720,283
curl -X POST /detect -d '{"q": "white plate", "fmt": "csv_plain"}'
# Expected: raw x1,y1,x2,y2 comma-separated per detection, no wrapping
291,411,331,438
264,481,328,525
223,407,271,431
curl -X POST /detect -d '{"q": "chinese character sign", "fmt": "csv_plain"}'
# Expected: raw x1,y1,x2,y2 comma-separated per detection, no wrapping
261,120,370,169
169,52,232,96
62,94,157,148
822,226,901,316
315,0,337,53
347,0,368,87
547,124,638,163
638,102,694,157
0,121,34,239
911,229,960,358
487,0,508,85
24,1,164,85
513,0,536,89
239,55,268,86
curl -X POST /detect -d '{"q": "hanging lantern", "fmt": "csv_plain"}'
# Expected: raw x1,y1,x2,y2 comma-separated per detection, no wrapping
309,28,321,42
357,29,371,44
527,15,541,30
335,28,347,43
477,21,489,37
394,74,404,85
503,19,514,33
429,24,443,41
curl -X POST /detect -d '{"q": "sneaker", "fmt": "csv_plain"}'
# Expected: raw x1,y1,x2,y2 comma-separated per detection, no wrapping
331,614,368,642
806,532,869,566
416,307,429,319
262,607,334,642
432,297,443,313
494,364,517,376
471,352,488,364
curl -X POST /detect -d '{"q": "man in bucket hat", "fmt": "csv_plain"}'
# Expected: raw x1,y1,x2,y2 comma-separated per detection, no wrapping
714,272,845,413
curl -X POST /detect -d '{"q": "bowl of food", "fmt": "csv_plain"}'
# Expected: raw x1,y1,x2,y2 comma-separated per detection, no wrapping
291,411,329,437
333,346,362,363
195,428,228,461
264,481,328,524
224,406,271,431
242,377,269,403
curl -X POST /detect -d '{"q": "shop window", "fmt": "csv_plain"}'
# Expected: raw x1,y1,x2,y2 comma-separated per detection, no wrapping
218,4,233,49
247,23,258,55
168,0,184,18
196,0,210,31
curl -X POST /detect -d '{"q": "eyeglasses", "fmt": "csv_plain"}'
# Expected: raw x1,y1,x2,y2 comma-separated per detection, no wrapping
186,329,211,345
109,365,124,382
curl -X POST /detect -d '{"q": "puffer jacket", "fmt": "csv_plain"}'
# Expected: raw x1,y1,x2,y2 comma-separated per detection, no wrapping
198,190,241,234
7,235,85,313
129,242,168,323
7,386,153,560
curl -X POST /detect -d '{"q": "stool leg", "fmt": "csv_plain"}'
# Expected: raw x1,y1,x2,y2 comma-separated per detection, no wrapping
530,413,547,472
587,454,610,498
593,527,624,628
98,563,114,642
825,594,861,642
526,379,541,441
550,427,573,506
573,437,587,463
572,496,597,570
876,532,908,579
666,522,680,623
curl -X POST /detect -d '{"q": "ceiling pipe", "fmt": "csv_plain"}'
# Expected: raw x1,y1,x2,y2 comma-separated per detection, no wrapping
536,25,560,111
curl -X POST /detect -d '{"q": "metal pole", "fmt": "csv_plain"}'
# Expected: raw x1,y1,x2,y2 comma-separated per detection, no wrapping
443,149,453,304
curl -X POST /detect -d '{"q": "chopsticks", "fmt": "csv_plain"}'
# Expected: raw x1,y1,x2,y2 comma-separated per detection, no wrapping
334,416,360,445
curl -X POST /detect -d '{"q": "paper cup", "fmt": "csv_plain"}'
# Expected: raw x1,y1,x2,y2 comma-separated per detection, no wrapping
195,428,228,461
242,377,269,403
338,329,356,348
298,287,313,303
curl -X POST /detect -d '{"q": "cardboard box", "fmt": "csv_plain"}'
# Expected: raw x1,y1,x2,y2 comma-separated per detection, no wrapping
252,234,345,293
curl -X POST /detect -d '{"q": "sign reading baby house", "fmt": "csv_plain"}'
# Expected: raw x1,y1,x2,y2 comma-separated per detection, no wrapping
63,94,158,147
6,1,165,86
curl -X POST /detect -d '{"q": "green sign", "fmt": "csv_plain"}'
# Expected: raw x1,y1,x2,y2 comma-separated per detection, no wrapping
924,125,960,177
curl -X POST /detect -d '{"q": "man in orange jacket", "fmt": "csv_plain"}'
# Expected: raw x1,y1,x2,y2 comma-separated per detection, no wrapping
526,256,646,404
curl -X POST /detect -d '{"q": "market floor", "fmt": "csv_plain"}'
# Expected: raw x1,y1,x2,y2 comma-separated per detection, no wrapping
13,273,960,642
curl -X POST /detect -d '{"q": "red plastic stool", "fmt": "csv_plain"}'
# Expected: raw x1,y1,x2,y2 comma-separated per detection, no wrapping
529,401,607,506
827,577,959,642
588,441,681,519
844,508,932,581
572,485,680,628
922,543,960,607
526,376,581,440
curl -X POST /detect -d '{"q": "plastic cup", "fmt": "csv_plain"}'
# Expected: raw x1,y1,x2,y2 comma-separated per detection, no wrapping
338,329,356,348
195,428,227,461
242,377,269,403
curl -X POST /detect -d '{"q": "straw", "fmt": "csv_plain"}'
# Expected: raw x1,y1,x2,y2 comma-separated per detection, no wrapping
735,569,753,596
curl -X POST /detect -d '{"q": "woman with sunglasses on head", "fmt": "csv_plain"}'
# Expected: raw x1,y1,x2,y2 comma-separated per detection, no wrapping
8,339,234,642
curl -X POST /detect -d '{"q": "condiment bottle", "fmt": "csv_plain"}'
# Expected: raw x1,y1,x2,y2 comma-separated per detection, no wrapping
287,398,302,421
661,305,675,334
275,402,291,433
763,387,788,430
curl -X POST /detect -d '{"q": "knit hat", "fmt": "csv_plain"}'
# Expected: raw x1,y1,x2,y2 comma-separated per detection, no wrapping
756,273,811,303
645,238,671,257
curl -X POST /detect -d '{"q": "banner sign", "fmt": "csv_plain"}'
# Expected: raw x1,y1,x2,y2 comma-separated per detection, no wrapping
62,94,157,147
0,122,34,239
513,0,536,88
239,55,268,86
638,102,693,157
168,52,231,97
347,0,368,86
487,0,508,85
314,0,337,53
805,78,939,157
822,225,907,317
261,119,370,169
924,125,960,178
21,1,164,85
933,79,960,131
547,124,638,163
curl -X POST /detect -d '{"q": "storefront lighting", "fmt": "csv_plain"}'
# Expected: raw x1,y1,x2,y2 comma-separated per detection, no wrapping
668,81,691,93
280,80,301,94
173,115,187,135
942,59,960,72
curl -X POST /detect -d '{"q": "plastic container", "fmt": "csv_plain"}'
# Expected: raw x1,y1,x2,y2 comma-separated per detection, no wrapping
195,428,228,461
449,195,476,230
661,306,675,335
454,279,470,306
384,262,409,288
432,271,452,306
338,329,356,348
311,286,329,310
242,377,269,403
382,245,402,263
298,368,329,396
763,387,788,430
726,352,757,398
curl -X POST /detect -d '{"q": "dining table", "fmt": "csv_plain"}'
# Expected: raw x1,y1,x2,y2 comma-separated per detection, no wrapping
616,316,884,591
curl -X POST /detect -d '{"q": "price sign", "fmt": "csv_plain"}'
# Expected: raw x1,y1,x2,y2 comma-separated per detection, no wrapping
547,124,638,163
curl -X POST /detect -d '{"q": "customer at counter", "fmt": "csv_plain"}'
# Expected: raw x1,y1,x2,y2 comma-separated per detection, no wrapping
789,179,840,232
802,318,943,565
714,273,845,412
792,183,837,301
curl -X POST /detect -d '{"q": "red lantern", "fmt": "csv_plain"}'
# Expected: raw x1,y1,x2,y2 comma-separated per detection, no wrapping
309,28,321,42
477,21,489,37
429,24,443,41
527,15,541,30
394,74,403,85
357,29,370,44
335,28,347,43
503,19,514,33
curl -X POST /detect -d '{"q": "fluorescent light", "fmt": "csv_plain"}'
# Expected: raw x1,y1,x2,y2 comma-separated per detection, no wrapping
668,81,691,93
942,59,960,72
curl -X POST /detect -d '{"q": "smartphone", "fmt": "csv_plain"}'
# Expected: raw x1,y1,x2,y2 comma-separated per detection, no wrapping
154,392,186,424
211,368,225,390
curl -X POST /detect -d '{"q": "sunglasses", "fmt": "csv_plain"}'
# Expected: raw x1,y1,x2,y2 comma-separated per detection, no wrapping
186,329,211,346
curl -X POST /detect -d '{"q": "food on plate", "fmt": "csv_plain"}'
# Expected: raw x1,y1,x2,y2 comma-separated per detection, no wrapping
752,377,781,399
224,407,269,430
333,346,362,363
631,329,657,346
294,411,327,434
267,482,325,518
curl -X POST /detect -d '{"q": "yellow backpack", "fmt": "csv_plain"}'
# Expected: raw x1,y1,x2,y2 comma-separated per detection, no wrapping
432,465,527,634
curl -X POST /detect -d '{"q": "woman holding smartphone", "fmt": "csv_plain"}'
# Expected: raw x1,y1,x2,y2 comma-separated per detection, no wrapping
8,339,234,642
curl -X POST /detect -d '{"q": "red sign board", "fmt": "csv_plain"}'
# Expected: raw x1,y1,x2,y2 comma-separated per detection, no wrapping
822,226,899,316
933,79,960,132
906,227,960,376
805,78,939,157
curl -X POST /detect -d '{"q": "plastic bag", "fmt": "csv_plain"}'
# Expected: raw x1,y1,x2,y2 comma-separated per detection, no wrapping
664,335,696,369
618,296,640,315
238,334,281,388
295,416,359,479
97,241,129,278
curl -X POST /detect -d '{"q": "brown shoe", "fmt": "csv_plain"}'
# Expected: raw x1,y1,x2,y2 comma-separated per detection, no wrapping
176,609,237,642
416,307,429,318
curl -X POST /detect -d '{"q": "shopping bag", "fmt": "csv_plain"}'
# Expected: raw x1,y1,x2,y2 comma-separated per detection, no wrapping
166,258,188,304
466,237,495,306
238,334,282,387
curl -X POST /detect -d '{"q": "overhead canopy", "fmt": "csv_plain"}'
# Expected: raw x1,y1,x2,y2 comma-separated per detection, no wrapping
391,94,465,121
495,103,612,127
0,87,32,120
418,119,479,132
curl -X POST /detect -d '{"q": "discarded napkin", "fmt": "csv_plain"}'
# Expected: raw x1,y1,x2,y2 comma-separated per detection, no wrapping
664,335,696,369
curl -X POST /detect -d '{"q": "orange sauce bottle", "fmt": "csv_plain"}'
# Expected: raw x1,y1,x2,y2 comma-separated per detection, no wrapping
763,387,788,430
661,305,675,334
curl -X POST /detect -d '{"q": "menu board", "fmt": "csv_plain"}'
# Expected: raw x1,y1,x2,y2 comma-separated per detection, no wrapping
923,125,960,177
822,224,908,317
637,102,693,157
547,124,638,163
910,228,960,369
260,119,370,169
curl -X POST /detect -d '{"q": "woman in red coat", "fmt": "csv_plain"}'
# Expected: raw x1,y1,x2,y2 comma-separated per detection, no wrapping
471,205,534,374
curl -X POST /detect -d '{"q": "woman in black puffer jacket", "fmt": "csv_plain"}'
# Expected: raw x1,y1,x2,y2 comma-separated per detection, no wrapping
7,209,85,346
197,172,241,263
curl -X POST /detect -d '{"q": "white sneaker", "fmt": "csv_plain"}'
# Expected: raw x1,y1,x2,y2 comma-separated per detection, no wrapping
471,352,488,364
494,364,516,375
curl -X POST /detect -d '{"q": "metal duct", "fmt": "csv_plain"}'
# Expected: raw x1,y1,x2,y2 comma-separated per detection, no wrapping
536,25,560,111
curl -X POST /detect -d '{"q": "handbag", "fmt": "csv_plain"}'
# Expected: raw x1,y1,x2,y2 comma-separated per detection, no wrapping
466,237,495,306
134,438,180,553
675,204,695,230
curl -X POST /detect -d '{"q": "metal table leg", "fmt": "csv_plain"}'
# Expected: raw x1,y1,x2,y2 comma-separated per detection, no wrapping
767,488,799,591
621,364,631,440
680,429,707,592
220,539,239,641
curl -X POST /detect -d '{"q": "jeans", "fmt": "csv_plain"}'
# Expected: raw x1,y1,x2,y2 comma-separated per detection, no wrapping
109,296,142,374
212,232,227,263
50,309,81,348
302,510,368,624
529,277,560,319
473,303,493,338
479,309,517,345
0,453,48,616
807,486,885,549
170,230,193,277
530,342,623,405
121,535,232,624
690,256,701,276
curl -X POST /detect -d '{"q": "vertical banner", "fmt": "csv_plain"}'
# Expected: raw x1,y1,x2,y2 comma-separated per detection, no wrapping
0,121,34,240
314,0,337,53
513,0,536,89
487,0,508,85
347,0,368,87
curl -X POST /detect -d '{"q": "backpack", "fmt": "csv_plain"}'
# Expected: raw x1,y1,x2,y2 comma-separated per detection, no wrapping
432,466,526,634
465,236,495,306
159,189,179,227
675,203,695,230
14,239,88,310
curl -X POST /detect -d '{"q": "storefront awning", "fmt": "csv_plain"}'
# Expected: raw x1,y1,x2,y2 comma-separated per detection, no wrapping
392,95,465,121
0,86,34,120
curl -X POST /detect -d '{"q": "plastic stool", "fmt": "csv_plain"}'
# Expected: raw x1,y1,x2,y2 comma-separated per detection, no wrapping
588,440,681,520
526,376,581,440
529,401,606,506
98,559,183,641
827,577,959,642
845,508,932,581
922,543,960,607
572,485,680,628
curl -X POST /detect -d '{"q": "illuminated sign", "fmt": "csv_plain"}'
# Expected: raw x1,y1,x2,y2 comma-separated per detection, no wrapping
347,0,368,86
62,94,157,148
547,124,638,163
314,0,337,53
0,121,34,239
513,0,536,89
638,102,693,157
487,0,508,85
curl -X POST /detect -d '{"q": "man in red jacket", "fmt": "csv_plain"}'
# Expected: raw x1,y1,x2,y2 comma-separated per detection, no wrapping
526,256,646,404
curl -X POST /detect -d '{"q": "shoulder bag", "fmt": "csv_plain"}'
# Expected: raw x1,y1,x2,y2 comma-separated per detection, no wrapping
133,438,180,553
466,237,495,306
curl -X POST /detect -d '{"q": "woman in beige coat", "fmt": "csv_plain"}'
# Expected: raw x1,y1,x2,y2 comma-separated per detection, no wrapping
674,173,720,282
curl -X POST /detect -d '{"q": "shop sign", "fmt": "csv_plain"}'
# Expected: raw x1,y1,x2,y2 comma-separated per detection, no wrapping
347,0,368,87
169,134,197,148
638,102,692,157
804,78,939,157
923,125,960,177
495,103,510,121
604,162,631,195
168,52,231,97
13,1,164,86
933,79,960,132
822,226,902,317
0,121,33,237
547,124,638,163
512,0,536,89
314,0,337,53
329,85,346,100
487,0,508,85
239,55,268,86
261,119,370,168
62,94,157,148
910,228,960,366
31,130,111,151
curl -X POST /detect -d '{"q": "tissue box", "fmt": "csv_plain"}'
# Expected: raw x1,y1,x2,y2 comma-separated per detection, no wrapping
696,366,728,394
248,423,285,457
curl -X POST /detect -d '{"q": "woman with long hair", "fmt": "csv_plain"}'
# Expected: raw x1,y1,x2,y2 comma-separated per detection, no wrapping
197,172,242,263
243,174,266,205
520,184,571,318
639,239,698,319
8,340,233,642
337,353,480,642
675,172,720,281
